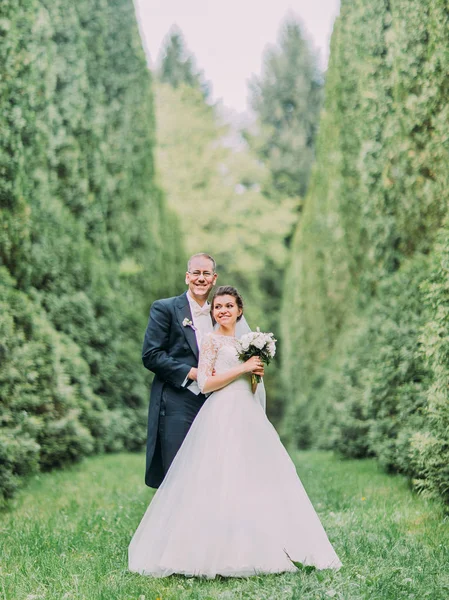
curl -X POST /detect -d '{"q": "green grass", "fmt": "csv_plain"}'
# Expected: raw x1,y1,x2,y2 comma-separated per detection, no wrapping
1,451,448,600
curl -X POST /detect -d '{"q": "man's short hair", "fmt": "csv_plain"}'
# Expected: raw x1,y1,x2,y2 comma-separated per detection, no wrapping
187,253,216,272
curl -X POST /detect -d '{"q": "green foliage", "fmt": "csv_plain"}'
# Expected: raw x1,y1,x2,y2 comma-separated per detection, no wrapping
0,0,185,502
281,0,449,502
412,220,449,502
248,17,323,201
0,269,96,503
284,258,431,470
158,27,209,98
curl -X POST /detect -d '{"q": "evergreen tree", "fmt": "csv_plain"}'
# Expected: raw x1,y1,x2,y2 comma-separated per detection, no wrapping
159,27,209,98
280,0,449,504
248,17,323,201
0,0,185,503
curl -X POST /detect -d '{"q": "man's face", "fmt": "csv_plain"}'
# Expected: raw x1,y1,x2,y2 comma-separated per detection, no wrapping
185,257,217,302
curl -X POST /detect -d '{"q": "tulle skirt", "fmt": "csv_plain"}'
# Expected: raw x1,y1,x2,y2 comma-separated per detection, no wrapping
128,380,342,578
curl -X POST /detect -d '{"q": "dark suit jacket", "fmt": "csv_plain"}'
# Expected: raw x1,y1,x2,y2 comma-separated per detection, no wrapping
142,292,203,488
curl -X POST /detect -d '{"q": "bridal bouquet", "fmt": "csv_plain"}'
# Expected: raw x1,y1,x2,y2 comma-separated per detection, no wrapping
237,328,277,386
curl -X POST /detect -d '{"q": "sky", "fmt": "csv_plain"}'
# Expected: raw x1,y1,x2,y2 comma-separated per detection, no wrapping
134,0,341,113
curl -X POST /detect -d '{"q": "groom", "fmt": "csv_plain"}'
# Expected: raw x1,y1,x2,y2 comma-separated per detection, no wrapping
142,253,218,488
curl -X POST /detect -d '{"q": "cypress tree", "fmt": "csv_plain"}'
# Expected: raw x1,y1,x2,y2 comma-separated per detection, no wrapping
0,0,185,503
248,17,323,202
281,0,449,503
159,27,209,98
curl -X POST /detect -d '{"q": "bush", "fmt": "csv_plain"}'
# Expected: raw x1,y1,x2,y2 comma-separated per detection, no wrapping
411,221,449,501
0,431,40,505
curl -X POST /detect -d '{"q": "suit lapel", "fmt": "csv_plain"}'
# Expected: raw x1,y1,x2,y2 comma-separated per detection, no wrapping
175,293,199,359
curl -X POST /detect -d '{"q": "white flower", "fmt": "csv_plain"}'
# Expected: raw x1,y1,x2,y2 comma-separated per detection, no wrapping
239,332,253,346
252,335,266,350
182,318,196,330
241,339,250,351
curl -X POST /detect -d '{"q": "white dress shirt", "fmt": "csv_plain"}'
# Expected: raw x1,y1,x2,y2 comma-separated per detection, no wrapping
182,292,213,395
187,291,213,347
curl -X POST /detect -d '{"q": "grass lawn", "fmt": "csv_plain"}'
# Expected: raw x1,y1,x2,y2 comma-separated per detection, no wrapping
1,450,448,600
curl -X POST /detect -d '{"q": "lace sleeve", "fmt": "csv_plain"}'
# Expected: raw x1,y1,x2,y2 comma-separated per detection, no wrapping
197,334,218,393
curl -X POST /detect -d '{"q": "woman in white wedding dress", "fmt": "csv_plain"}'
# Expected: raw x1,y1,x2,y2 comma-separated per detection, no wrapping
128,286,342,578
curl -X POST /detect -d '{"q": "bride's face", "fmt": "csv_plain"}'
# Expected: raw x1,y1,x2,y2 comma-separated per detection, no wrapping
213,295,242,327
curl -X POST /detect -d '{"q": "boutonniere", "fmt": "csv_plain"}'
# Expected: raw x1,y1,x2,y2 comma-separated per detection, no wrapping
182,317,197,331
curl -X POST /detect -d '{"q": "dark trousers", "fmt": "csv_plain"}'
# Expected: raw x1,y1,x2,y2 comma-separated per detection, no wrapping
158,385,207,475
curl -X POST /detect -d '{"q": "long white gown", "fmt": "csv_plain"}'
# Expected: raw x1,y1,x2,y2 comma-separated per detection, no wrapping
128,333,342,578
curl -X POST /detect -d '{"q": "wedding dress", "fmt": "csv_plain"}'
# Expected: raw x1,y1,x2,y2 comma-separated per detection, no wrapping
128,334,342,578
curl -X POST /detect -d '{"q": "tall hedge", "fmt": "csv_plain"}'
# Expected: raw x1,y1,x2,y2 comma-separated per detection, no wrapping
0,0,185,503
281,0,449,502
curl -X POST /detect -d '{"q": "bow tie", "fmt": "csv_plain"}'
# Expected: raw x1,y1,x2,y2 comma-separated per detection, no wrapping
191,303,211,318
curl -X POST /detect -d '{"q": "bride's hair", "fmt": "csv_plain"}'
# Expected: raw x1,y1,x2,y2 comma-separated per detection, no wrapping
211,286,244,321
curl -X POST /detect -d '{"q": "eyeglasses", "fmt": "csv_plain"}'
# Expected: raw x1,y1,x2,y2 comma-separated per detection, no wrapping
188,270,215,279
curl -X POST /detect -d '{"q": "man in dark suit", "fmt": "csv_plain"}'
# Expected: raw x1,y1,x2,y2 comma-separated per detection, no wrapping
142,253,218,488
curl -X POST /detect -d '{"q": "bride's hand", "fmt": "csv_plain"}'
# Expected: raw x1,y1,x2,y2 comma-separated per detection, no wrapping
243,356,265,376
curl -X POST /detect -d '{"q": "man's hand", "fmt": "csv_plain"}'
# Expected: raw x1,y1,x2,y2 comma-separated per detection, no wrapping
188,367,198,381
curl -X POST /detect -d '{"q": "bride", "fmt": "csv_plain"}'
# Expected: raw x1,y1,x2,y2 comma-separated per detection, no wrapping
128,286,342,578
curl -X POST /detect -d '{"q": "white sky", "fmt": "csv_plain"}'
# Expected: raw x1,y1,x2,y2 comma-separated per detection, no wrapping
134,0,340,113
